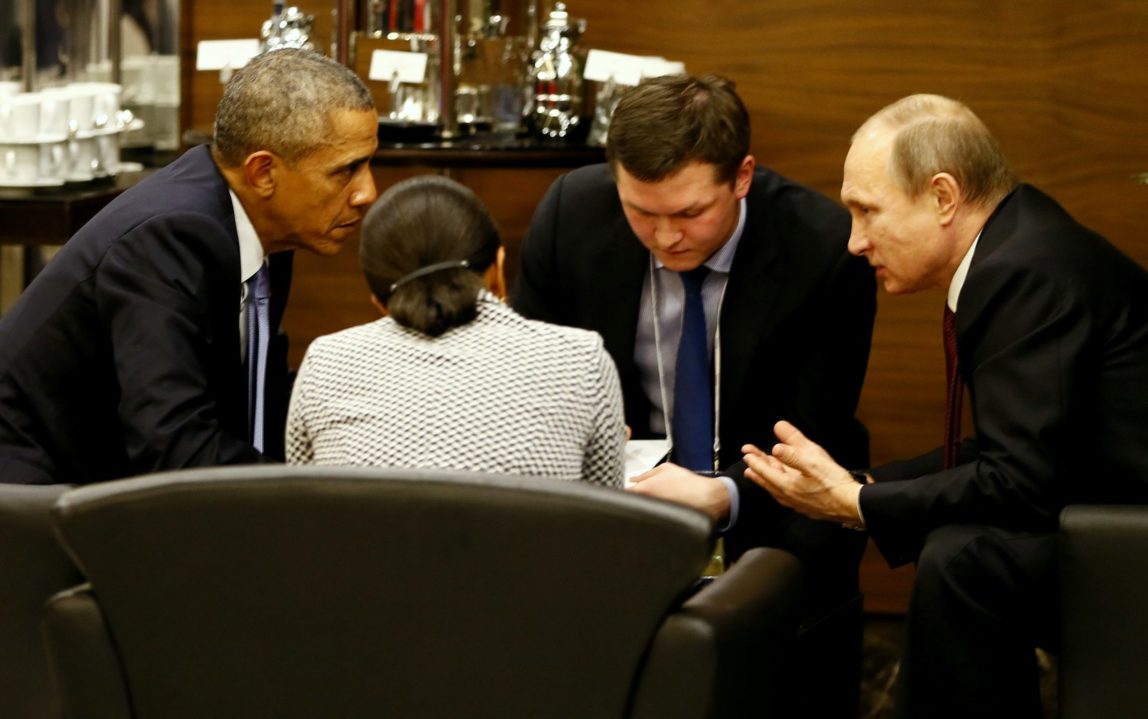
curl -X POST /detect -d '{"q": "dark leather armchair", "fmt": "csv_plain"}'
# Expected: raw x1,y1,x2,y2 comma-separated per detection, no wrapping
45,466,802,719
0,483,82,719
1058,504,1148,719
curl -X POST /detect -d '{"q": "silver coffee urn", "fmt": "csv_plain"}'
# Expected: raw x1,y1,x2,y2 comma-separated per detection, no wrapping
524,2,586,141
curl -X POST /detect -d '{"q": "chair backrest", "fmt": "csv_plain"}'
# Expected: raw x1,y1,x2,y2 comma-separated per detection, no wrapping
0,483,82,719
1059,504,1148,719
49,465,715,719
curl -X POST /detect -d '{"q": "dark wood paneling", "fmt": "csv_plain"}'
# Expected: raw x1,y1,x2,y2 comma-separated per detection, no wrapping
184,0,1148,613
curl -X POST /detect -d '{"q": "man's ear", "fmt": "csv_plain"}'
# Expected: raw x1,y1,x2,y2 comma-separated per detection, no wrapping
931,172,960,226
242,151,278,198
734,154,756,199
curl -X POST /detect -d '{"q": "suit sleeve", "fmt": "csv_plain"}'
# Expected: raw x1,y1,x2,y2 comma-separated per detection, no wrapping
785,249,876,466
95,212,265,471
861,263,1088,566
731,244,877,542
511,174,566,324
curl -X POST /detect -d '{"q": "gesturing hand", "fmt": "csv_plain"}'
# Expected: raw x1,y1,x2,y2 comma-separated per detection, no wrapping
742,421,864,526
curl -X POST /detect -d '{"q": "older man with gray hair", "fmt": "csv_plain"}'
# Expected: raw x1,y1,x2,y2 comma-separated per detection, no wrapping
743,94,1148,719
0,49,379,485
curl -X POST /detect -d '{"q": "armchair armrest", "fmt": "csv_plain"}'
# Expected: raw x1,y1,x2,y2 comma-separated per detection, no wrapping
1059,504,1148,719
0,483,82,719
43,584,132,719
630,547,802,719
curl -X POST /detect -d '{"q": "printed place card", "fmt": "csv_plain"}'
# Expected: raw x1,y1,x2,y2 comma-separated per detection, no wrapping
584,50,686,86
368,50,429,84
195,39,261,71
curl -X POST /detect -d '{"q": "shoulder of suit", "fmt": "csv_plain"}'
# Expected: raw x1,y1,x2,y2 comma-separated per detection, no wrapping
558,163,616,195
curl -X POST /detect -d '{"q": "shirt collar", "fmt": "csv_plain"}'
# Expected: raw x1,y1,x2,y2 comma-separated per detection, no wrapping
653,196,747,274
230,190,266,283
947,231,981,312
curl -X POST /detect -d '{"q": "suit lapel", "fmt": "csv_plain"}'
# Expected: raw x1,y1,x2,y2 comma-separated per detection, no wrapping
584,212,647,367
717,197,787,425
581,212,650,432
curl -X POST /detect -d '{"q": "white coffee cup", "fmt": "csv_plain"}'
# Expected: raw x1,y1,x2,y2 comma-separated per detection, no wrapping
39,141,69,181
68,136,101,180
1,144,41,184
71,82,122,131
97,132,120,174
121,56,156,105
154,56,180,106
64,87,97,134
0,93,42,140
39,88,72,138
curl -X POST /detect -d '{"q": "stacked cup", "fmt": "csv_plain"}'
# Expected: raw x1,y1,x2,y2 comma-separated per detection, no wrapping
0,90,69,187
65,82,127,181
0,82,141,187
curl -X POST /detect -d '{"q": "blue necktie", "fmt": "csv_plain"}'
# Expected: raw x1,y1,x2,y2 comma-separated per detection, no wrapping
672,266,714,471
247,264,271,453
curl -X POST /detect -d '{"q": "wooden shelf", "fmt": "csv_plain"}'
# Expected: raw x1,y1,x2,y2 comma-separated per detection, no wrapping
184,127,606,170
0,169,156,247
373,133,605,169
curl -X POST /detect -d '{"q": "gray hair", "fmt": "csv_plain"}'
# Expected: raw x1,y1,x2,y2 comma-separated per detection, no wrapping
856,94,1016,210
213,49,374,167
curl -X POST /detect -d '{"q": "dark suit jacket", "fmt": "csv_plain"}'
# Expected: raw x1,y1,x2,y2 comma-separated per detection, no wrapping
0,146,292,485
864,185,1148,566
513,163,876,572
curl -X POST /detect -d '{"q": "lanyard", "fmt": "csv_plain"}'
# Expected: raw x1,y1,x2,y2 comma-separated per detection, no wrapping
649,255,725,473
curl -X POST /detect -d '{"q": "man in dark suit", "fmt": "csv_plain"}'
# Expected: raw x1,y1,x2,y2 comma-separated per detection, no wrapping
744,94,1148,719
513,74,876,715
0,49,379,485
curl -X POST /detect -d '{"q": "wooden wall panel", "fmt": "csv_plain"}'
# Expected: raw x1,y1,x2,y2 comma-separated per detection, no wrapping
284,165,567,367
183,0,1148,613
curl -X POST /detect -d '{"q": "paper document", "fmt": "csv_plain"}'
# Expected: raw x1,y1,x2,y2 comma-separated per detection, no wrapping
624,439,669,488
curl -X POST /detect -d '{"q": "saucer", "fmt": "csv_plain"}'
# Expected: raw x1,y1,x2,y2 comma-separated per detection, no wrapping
0,177,67,188
63,161,145,183
0,133,70,145
76,118,146,139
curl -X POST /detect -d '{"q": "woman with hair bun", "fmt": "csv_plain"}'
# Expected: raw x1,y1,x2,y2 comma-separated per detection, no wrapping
286,175,624,486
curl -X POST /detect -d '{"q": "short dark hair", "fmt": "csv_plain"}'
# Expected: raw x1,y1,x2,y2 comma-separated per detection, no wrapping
605,74,750,185
360,175,501,337
213,49,374,167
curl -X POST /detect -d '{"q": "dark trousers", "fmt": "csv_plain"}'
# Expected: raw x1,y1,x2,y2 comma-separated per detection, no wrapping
895,525,1057,719
727,499,867,718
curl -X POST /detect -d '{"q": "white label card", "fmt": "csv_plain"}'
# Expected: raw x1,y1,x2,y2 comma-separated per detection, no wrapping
583,50,646,86
368,50,429,84
642,58,687,79
583,50,686,86
195,39,261,71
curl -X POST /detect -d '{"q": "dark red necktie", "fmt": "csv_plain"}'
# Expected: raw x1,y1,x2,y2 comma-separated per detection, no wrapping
942,306,963,469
